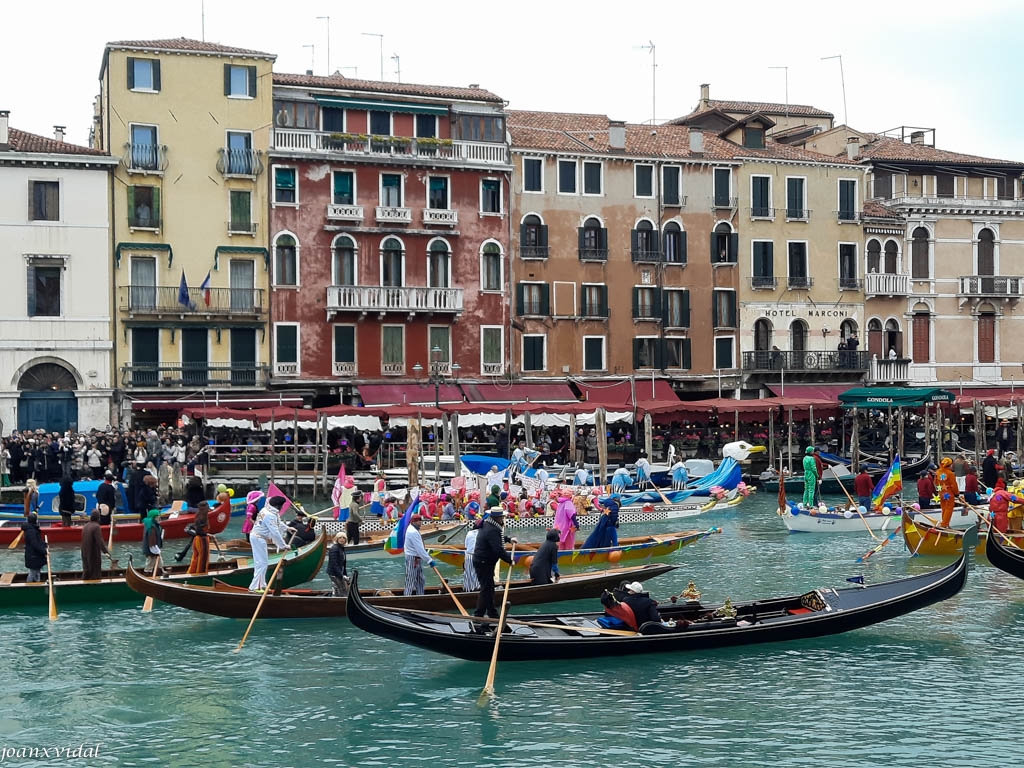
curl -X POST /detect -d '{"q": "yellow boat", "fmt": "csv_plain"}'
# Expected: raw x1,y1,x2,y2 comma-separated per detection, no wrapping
900,510,1024,556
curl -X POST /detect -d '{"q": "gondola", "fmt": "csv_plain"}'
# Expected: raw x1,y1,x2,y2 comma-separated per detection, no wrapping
344,530,972,661
985,526,1024,580
123,562,677,619
0,529,327,609
900,510,1024,556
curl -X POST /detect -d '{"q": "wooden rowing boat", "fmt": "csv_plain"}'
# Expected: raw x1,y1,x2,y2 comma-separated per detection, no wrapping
123,562,678,619
0,529,327,609
986,528,1024,581
344,538,971,661
900,510,1024,556
217,522,462,561
430,528,721,570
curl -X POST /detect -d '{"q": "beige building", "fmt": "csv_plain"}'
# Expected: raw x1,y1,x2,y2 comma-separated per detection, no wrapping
95,38,279,424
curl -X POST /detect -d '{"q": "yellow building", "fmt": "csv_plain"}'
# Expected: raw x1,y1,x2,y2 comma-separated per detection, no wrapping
95,37,280,424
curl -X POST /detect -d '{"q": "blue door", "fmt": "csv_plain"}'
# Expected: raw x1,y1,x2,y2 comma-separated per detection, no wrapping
18,392,78,433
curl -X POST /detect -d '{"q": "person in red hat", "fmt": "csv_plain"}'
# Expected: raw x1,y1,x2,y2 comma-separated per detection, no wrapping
403,514,434,596
982,449,1001,489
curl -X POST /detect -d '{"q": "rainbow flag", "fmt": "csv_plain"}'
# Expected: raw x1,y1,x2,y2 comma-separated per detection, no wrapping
384,497,420,555
871,454,902,510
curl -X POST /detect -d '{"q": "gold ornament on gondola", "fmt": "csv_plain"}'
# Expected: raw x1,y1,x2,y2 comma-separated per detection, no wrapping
682,580,701,601
714,597,737,618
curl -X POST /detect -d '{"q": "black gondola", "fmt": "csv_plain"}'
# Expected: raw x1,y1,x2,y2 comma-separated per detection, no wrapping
985,527,1024,581
344,530,973,662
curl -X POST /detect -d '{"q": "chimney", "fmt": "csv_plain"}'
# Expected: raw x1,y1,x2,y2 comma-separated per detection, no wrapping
689,128,704,154
608,120,626,151
910,131,925,145
846,136,860,160
700,83,710,107
54,125,66,142
0,110,9,150
306,69,314,76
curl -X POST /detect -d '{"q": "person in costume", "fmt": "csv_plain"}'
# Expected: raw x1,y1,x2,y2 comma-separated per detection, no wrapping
186,502,210,575
611,463,631,493
80,510,112,580
988,479,1018,533
327,532,349,596
242,490,263,542
670,460,688,491
403,514,434,596
462,519,481,592
573,463,591,488
553,493,578,551
371,473,387,517
248,495,289,592
963,466,982,506
529,528,561,585
142,508,163,572
583,496,620,549
801,446,819,509
935,457,959,528
635,452,651,486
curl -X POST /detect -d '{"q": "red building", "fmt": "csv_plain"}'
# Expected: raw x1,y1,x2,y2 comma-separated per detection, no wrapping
267,73,511,405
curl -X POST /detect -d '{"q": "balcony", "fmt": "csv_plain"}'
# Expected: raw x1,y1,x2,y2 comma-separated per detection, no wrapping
787,276,814,290
274,362,298,378
382,362,405,376
838,277,862,291
121,143,168,174
519,245,549,260
864,272,910,297
482,362,504,375
886,195,1024,213
271,129,510,167
749,207,776,220
631,249,663,264
227,220,258,236
743,350,869,372
785,209,811,221
579,248,608,262
128,213,160,231
869,357,911,384
376,206,412,224
326,285,464,316
835,210,860,223
333,361,356,377
750,276,778,290
120,286,265,316
327,204,364,221
121,363,268,388
216,148,264,177
711,196,738,210
958,275,1024,299
422,208,458,226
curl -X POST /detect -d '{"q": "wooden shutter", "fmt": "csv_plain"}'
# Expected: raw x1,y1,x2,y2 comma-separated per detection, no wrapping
127,57,135,89
631,229,639,256
912,314,930,363
153,60,161,91
515,283,525,316
126,186,135,221
152,188,161,226
598,285,608,318
978,315,995,363
519,222,527,251
650,231,662,257
632,339,641,369
631,287,640,319
679,231,687,264
26,265,36,317
224,64,232,96
682,338,692,369
651,288,662,319
247,66,257,97
577,227,586,255
538,225,548,249
729,233,739,262
682,290,691,327
539,284,550,316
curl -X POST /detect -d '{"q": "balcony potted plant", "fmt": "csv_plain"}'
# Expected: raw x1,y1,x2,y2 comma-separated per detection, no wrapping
328,133,367,151
415,137,453,156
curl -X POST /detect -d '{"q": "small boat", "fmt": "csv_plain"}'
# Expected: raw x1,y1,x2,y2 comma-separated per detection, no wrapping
985,528,1024,581
430,528,721,570
0,530,327,609
780,503,977,534
900,510,1023,556
0,480,130,518
343,541,971,661
0,504,231,546
761,455,933,495
123,562,678,619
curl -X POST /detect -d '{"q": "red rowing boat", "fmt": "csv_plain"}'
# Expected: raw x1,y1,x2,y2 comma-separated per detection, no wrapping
0,505,230,546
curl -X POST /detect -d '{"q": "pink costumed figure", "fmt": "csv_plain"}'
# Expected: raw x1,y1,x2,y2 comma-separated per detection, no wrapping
243,490,264,539
554,493,577,551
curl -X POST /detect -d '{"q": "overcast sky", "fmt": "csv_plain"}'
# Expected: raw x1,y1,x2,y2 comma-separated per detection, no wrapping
4,0,1021,160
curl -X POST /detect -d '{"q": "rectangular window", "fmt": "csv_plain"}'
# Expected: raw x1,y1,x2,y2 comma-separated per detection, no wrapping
712,290,736,328
751,176,771,217
225,131,254,175
839,179,857,220
558,160,577,194
936,173,955,198
635,164,654,197
714,337,734,369
225,64,256,98
275,324,298,364
127,57,160,91
129,124,159,171
29,181,60,221
130,328,159,385
322,107,345,132
581,284,608,318
516,283,549,316
714,168,732,206
369,111,391,136
752,241,774,287
839,244,858,289
664,338,691,370
128,186,159,229
456,114,504,143
633,287,659,319
274,167,297,204
663,290,690,328
229,190,252,233
382,326,405,369
522,335,546,372
633,338,659,369
743,126,764,149
428,176,449,209
997,175,1014,201
788,242,809,288
429,326,452,367
583,337,606,371
333,171,355,205
130,257,156,310
27,262,62,317
415,114,437,138
663,166,681,206
229,259,255,310
873,171,892,200
978,315,996,363
274,101,317,129
481,179,501,213
381,174,402,207
583,161,603,195
786,177,807,218
523,157,543,193
913,314,930,363
481,326,503,373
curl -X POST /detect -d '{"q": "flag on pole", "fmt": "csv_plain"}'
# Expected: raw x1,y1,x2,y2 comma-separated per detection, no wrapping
266,481,293,515
331,462,347,511
199,271,212,307
177,271,193,309
870,453,902,511
384,490,420,555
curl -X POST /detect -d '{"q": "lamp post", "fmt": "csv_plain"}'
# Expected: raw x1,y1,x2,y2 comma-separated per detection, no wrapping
413,346,460,481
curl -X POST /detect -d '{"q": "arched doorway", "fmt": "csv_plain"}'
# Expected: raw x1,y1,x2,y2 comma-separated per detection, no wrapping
867,318,883,359
753,318,773,368
884,319,903,358
18,363,78,432
790,319,808,368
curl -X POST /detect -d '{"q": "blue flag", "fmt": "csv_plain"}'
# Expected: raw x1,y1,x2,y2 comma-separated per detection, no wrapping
178,271,192,309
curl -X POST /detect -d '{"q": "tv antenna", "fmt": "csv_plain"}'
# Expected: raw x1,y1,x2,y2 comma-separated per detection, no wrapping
821,54,848,126
636,41,657,125
391,54,401,83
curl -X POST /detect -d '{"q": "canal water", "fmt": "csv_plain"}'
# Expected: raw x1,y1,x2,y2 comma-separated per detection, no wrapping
0,490,1020,767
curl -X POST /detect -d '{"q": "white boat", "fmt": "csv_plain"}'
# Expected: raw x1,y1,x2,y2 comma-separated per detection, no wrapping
780,504,978,533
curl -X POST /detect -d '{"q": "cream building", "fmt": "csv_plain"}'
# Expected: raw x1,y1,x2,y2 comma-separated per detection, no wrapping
95,38,277,425
0,112,118,431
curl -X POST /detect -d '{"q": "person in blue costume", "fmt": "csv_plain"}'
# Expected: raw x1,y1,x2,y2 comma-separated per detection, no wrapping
611,463,631,493
583,497,620,549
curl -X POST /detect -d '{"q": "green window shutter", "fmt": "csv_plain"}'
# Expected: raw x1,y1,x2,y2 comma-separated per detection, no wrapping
152,187,161,225
709,232,717,261
631,229,639,255
682,339,692,369
652,288,662,318
153,60,161,91
729,233,739,262
539,284,550,316
632,339,641,369
651,231,662,257
712,294,720,327
679,231,687,263
247,66,257,97
682,291,691,327
224,64,232,96
127,186,135,220
577,227,585,254
334,326,355,363
654,339,664,369
277,326,297,363
538,225,549,249
127,57,135,89
599,285,608,318
599,228,609,250
515,283,525,316
632,287,639,319
26,265,36,317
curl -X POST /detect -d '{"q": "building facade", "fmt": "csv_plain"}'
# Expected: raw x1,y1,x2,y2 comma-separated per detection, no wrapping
95,38,277,424
0,113,118,431
266,73,511,404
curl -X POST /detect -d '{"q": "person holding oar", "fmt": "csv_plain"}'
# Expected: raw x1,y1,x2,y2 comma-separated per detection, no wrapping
21,512,47,583
81,510,114,580
248,495,289,593
403,514,434,597
936,457,960,528
471,507,517,630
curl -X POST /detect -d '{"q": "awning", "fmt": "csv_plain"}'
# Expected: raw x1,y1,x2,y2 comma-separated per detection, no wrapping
838,387,956,409
314,96,448,116
575,379,679,408
357,384,463,407
765,384,852,402
460,383,577,404
954,387,1024,406
130,395,304,411
317,404,383,431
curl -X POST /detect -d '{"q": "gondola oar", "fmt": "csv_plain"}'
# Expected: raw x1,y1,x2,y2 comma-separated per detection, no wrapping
45,536,57,622
432,565,469,617
961,499,1023,549
8,529,25,550
828,468,879,541
106,507,116,551
855,525,902,563
141,554,162,613
478,542,516,706
233,529,299,652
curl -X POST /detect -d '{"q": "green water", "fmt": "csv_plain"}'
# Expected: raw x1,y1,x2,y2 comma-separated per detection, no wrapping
0,493,1020,767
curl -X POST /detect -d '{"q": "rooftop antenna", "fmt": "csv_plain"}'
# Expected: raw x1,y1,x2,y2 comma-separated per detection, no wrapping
391,53,401,83
200,0,205,42
316,16,331,75
362,32,384,80
821,54,848,126
768,66,789,119
636,41,656,125
303,44,315,75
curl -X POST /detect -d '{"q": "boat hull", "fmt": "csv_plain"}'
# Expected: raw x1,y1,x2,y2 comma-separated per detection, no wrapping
900,511,1022,556
781,507,977,534
985,529,1024,580
0,505,231,546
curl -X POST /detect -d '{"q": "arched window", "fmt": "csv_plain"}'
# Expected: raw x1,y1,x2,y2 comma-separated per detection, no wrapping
274,233,297,286
663,222,685,264
332,235,356,286
579,217,607,261
713,222,735,263
884,318,903,358
867,239,881,273
754,318,773,368
380,237,404,287
912,305,930,364
978,304,996,363
481,242,502,292
790,319,808,361
911,227,929,279
867,318,884,359
883,240,898,274
427,239,451,289
631,220,658,261
520,214,547,258
978,228,995,276
840,319,858,343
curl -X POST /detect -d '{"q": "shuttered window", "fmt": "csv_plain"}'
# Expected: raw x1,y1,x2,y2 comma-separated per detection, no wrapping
912,313,930,363
978,314,996,363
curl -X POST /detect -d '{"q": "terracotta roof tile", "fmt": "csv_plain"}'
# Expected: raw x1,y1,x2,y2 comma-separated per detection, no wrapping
106,37,274,58
862,200,902,220
6,128,110,157
670,100,833,124
857,134,1023,167
273,72,503,103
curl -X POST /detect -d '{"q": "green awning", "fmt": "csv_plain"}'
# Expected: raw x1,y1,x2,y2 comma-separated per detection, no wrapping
838,387,956,409
115,241,173,268
314,96,448,116
214,245,270,271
